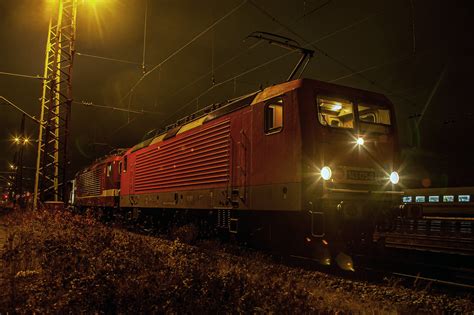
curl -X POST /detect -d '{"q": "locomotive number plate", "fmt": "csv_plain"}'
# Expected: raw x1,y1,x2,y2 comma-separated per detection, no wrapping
346,170,375,181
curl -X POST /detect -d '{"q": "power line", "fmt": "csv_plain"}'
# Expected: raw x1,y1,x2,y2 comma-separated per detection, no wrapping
164,11,383,122
248,0,425,110
73,100,162,115
329,48,434,84
76,52,143,66
142,0,149,73
156,0,332,108
0,70,45,80
417,64,447,126
0,96,42,124
119,0,249,104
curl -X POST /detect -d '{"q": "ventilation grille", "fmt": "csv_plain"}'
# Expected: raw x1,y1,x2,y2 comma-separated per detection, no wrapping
134,120,231,192
76,167,102,197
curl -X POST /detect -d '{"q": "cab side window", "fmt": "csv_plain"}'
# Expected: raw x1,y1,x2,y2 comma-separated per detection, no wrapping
106,163,112,177
264,98,283,134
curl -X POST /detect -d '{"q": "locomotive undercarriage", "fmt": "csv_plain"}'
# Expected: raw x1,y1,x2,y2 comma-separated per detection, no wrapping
74,187,399,270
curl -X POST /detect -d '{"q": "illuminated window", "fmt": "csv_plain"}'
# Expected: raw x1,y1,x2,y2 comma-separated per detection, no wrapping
428,196,439,203
265,99,283,133
317,96,353,129
358,103,391,125
443,195,454,202
415,196,425,203
106,163,112,177
402,196,412,203
458,195,470,203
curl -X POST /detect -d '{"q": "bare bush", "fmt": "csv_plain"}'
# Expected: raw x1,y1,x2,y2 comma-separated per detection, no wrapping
0,210,472,313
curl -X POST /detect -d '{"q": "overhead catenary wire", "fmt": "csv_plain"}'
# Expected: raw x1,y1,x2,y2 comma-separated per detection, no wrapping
416,63,447,126
164,11,385,122
119,0,249,104
109,1,417,135
0,71,45,80
248,0,423,109
142,0,149,73
154,0,332,108
73,100,162,115
410,0,416,54
0,96,43,124
76,52,143,66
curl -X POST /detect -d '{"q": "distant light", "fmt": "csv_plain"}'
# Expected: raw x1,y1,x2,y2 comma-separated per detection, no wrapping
13,137,20,144
356,137,364,145
9,164,15,170
389,171,399,184
23,138,30,144
321,166,332,180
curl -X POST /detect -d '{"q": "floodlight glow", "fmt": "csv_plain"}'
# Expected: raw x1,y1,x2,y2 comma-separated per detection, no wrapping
356,137,364,145
321,166,332,180
389,171,399,184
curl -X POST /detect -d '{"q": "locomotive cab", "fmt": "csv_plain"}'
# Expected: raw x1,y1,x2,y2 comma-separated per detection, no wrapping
74,150,125,212
297,79,402,259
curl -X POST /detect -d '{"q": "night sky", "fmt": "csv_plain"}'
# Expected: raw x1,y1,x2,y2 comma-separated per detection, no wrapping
0,0,473,190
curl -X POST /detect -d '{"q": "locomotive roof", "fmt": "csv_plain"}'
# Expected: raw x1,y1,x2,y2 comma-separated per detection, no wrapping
76,148,127,175
127,78,393,154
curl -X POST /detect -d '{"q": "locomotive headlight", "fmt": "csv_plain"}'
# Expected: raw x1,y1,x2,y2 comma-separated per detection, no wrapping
389,171,399,184
356,137,364,145
321,166,332,180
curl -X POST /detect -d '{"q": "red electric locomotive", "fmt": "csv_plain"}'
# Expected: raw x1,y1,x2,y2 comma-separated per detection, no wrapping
90,78,400,267
74,149,125,212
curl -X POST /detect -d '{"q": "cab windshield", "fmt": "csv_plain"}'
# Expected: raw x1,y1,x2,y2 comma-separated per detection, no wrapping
317,96,392,133
317,96,354,129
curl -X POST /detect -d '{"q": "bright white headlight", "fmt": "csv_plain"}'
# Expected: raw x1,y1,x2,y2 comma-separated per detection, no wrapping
321,166,332,180
356,137,364,145
389,171,399,184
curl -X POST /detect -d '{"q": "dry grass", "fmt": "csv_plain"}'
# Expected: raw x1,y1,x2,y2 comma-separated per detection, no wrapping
0,209,472,313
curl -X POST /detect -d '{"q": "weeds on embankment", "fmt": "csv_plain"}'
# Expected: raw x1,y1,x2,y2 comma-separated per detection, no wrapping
0,210,472,313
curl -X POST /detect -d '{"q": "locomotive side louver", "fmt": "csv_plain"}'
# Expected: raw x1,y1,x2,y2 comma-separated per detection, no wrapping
134,119,231,192
76,167,102,196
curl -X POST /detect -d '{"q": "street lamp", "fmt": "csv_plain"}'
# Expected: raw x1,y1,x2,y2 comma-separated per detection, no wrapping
12,136,31,145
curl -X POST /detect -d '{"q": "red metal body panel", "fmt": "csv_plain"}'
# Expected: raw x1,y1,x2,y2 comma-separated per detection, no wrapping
134,119,231,192
74,153,123,208
118,78,399,213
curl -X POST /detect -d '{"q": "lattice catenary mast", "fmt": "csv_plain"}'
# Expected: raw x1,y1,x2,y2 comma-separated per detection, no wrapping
34,0,78,209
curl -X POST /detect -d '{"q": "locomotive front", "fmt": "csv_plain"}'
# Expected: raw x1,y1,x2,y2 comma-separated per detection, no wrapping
298,80,402,263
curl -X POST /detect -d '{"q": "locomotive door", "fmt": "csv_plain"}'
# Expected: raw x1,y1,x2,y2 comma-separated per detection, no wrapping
234,109,252,205
249,93,300,212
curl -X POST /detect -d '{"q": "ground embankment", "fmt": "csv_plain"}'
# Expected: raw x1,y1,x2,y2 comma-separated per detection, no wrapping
0,210,472,313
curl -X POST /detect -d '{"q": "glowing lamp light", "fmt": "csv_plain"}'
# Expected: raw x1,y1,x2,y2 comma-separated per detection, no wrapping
331,102,342,111
356,137,364,145
389,171,400,184
320,166,332,180
23,138,30,144
13,137,20,144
